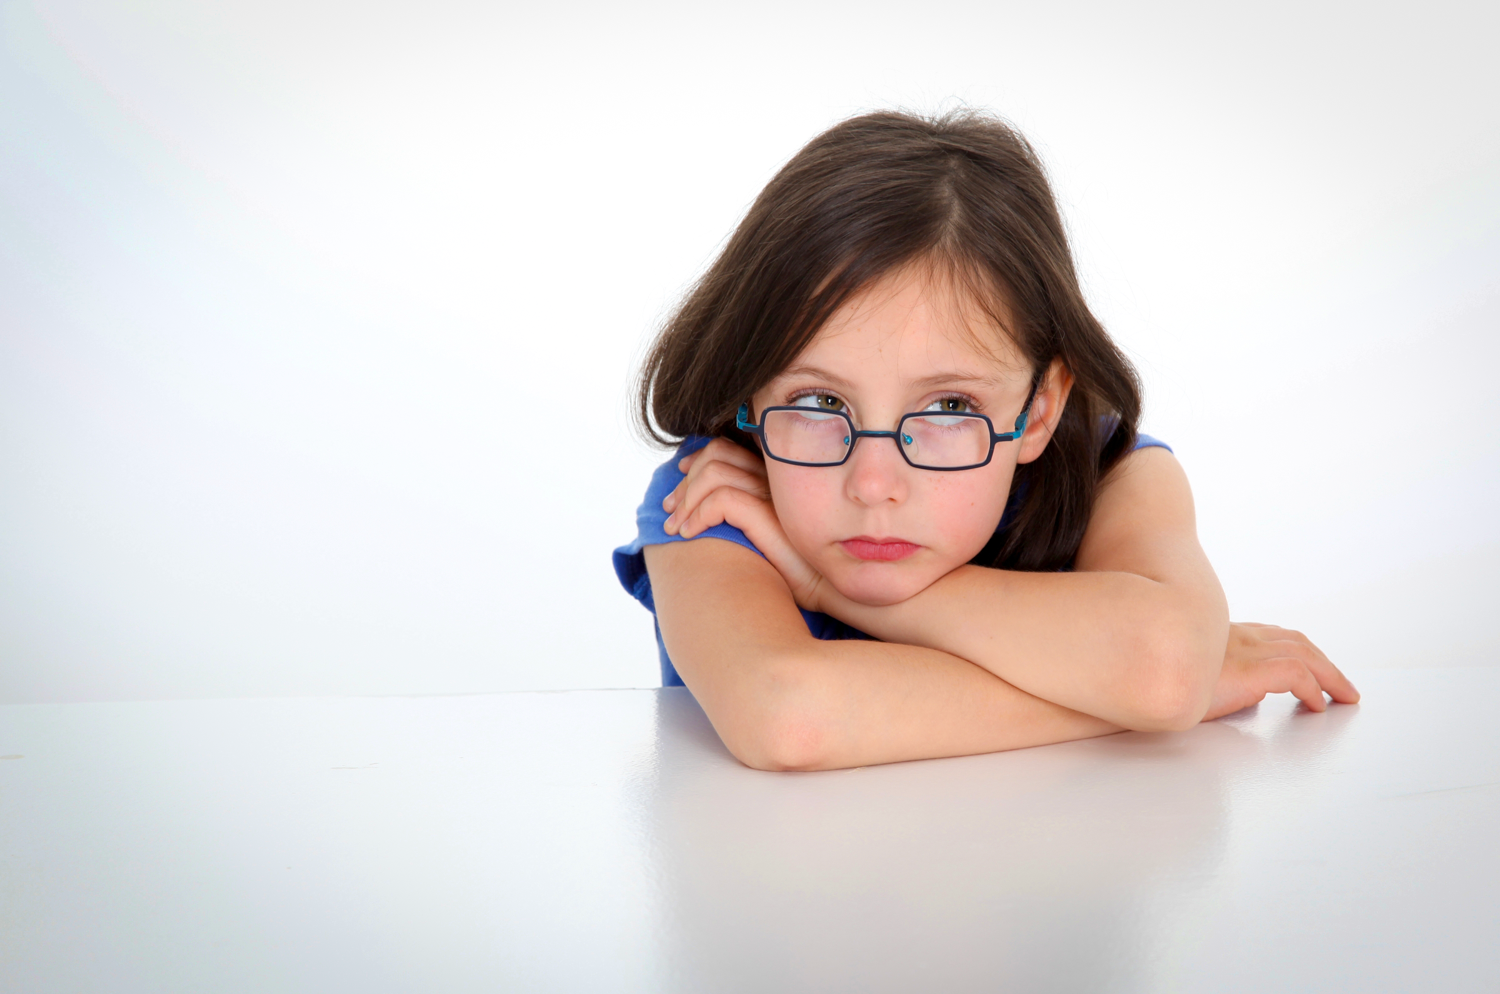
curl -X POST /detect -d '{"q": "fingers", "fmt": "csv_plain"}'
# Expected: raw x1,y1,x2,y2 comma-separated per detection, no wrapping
1306,654,1360,704
1276,656,1329,713
1293,637,1359,703
1229,621,1361,706
664,462,771,536
663,440,768,521
671,484,767,540
676,438,767,483
1266,629,1360,706
663,483,825,611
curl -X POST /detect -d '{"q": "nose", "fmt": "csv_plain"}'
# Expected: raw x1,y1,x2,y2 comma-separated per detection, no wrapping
843,432,909,507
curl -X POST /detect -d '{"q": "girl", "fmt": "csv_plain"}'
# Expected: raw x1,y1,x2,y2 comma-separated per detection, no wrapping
613,110,1357,772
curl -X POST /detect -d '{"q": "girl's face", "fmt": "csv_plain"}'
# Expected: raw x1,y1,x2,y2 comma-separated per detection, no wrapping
751,266,1065,607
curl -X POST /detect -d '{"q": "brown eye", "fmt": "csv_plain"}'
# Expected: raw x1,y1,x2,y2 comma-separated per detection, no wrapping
926,397,971,414
793,394,846,412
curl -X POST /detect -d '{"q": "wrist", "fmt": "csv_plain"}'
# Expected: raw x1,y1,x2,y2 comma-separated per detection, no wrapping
821,564,994,644
814,579,912,637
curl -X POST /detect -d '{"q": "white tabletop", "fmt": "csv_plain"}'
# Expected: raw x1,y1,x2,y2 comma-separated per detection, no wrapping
2,666,1497,993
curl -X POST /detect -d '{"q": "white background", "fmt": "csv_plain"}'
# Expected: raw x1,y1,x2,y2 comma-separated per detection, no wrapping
2,0,1496,703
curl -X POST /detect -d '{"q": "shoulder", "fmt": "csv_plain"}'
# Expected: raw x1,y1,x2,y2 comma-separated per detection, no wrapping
1076,436,1197,570
1102,433,1186,500
612,436,764,609
1133,431,1172,454
1099,428,1176,492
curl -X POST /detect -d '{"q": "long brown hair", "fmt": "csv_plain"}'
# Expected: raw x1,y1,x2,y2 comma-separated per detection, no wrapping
636,110,1142,571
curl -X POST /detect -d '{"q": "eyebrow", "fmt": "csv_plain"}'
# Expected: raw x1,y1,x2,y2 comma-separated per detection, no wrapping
778,364,1007,391
776,364,858,390
909,372,1007,390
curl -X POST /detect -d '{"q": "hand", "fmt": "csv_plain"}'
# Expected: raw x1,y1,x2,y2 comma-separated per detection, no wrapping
661,439,832,612
1203,622,1360,721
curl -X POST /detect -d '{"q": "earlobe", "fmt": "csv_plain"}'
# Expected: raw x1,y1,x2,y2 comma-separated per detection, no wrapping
1015,359,1073,466
1015,404,1048,465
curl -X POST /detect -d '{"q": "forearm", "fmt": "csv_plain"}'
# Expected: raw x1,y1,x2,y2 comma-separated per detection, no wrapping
824,565,1228,731
705,636,1122,772
817,449,1232,730
646,539,1120,771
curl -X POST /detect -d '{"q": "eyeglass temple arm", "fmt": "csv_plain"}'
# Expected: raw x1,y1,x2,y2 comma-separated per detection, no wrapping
992,376,1042,442
736,403,759,432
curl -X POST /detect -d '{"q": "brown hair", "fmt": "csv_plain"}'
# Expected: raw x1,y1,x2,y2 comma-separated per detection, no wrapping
636,109,1142,571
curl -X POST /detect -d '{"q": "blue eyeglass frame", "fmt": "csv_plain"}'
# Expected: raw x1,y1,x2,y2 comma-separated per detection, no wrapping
735,386,1036,472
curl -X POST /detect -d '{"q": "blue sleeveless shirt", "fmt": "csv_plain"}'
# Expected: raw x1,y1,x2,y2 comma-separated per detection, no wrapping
613,433,1172,687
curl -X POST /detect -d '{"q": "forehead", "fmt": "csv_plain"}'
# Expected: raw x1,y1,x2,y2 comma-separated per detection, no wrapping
793,264,1027,379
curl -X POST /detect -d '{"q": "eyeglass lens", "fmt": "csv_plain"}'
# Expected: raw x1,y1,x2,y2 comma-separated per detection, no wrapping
761,410,992,468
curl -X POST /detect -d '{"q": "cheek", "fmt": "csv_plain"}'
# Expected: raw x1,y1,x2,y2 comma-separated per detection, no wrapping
765,466,843,543
919,465,1014,553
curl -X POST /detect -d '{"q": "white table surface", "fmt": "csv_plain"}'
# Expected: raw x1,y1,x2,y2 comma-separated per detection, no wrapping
2,666,1497,993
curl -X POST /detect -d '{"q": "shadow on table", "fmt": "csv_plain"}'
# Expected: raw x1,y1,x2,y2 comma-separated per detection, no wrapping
631,688,1359,994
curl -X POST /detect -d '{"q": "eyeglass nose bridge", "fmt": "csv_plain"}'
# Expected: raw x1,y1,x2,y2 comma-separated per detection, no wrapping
845,427,913,450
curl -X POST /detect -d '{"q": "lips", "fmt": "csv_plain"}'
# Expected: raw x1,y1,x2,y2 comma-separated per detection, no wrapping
839,537,921,562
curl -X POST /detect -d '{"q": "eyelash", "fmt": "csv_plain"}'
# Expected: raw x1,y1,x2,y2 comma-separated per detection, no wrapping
929,392,982,413
786,389,843,405
782,390,983,413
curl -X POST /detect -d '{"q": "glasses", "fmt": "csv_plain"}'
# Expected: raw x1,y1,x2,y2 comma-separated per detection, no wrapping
736,395,1033,472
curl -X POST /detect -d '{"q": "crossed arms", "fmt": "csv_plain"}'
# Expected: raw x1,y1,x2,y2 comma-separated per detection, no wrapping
645,444,1358,771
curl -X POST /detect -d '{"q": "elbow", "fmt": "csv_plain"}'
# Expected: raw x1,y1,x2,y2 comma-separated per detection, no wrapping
732,724,828,773
1132,681,1210,732
1125,623,1223,733
719,656,836,772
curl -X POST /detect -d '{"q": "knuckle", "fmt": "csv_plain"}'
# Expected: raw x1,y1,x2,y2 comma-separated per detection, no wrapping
708,439,749,466
695,463,728,486
697,454,750,483
690,444,724,468
720,465,756,489
1273,657,1305,684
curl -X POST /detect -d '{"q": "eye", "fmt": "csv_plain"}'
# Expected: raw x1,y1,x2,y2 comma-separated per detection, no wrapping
791,393,847,413
924,397,972,414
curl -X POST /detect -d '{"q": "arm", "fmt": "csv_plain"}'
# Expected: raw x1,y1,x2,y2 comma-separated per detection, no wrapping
645,538,1122,772
818,448,1230,730
819,451,1359,726
656,441,1358,769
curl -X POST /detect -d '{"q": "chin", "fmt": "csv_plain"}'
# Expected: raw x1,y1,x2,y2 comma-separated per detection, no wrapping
829,563,941,607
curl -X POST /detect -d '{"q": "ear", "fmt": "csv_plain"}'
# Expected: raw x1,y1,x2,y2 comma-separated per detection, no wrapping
1015,358,1074,465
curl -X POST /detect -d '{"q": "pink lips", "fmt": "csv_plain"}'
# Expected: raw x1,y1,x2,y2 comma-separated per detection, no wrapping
840,537,921,562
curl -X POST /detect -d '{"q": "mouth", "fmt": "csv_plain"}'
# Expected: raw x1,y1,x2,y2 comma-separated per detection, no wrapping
839,537,922,562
